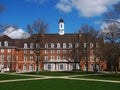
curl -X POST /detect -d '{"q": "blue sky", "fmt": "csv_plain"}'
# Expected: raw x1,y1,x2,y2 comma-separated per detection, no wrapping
0,0,120,34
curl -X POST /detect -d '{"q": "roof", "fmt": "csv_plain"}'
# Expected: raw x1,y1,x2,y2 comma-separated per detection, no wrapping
0,34,103,48
59,18,64,23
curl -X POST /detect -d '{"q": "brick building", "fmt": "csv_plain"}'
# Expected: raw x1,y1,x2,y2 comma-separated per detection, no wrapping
0,19,107,72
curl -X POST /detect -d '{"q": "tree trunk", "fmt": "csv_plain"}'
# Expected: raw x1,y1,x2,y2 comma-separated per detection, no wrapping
115,60,118,74
111,62,114,73
36,55,39,74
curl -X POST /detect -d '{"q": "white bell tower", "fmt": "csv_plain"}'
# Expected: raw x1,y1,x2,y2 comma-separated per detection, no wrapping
58,18,64,35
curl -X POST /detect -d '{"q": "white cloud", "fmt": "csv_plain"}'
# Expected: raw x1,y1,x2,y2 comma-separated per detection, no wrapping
56,0,120,17
2,27,30,39
56,0,73,13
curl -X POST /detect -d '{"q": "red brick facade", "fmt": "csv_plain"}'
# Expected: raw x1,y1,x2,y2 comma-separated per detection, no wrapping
0,34,107,72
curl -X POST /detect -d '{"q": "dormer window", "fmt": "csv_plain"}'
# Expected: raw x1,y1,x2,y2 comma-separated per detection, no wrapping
75,43,79,48
45,43,48,48
51,43,54,48
84,43,86,48
57,43,60,48
4,41,8,47
30,43,34,48
90,42,93,48
63,43,66,48
24,43,28,48
69,43,72,48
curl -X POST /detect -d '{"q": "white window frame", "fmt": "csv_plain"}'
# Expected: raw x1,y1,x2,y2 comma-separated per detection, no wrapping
63,43,66,48
30,43,34,48
23,64,27,71
8,49,11,53
57,50,60,54
45,43,48,48
90,42,93,48
44,55,48,60
69,43,72,48
30,56,33,61
57,43,60,48
1,49,4,53
24,56,27,62
51,43,54,48
84,43,86,48
4,41,8,47
24,43,28,48
30,64,34,71
45,50,48,54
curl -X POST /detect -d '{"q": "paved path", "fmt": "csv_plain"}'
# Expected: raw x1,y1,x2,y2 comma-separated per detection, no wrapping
0,73,120,83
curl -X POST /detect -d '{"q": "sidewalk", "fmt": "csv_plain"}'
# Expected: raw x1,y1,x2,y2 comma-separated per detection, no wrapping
0,73,120,83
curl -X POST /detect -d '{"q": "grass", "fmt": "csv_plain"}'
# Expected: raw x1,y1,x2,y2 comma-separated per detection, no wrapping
0,79,119,90
22,71,97,76
0,74,36,80
73,74,120,81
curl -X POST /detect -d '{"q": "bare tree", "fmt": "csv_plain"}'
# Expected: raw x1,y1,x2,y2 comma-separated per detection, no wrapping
101,23,120,74
70,34,83,71
27,19,48,74
78,24,103,73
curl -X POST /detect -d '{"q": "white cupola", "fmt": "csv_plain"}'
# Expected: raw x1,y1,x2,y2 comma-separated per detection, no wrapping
58,18,64,35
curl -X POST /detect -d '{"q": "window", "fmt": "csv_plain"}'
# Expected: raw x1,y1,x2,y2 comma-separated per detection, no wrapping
51,43,54,48
1,49,4,53
30,64,34,71
24,56,27,62
24,43,28,48
75,43,79,48
51,50,54,54
44,55,48,60
63,43,66,48
90,55,94,61
30,43,34,48
63,50,66,54
51,56,54,60
30,56,33,61
63,56,66,60
4,41,8,47
60,64,63,70
69,43,72,48
45,50,48,54
0,55,4,61
24,50,27,54
23,64,27,71
48,64,51,70
7,55,11,61
84,43,86,48
30,50,33,54
57,55,60,60
45,43,48,48
57,50,60,54
8,49,11,53
57,43,60,48
90,42,93,48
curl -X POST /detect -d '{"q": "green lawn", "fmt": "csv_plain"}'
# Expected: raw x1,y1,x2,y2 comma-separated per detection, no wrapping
73,74,120,81
22,71,97,76
0,74,35,80
0,79,119,90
